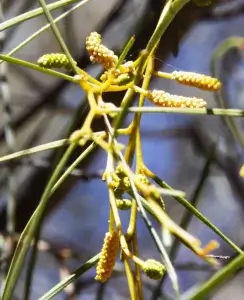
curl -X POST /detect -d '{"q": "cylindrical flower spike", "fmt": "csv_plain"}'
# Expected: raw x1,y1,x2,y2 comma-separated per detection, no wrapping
86,32,118,69
142,259,166,280
95,232,119,282
37,53,76,70
171,71,221,91
148,90,207,108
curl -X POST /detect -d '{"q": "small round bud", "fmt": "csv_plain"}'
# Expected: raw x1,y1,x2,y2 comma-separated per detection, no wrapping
116,198,132,210
109,173,121,189
115,166,126,178
136,174,150,185
114,73,134,85
122,177,131,190
142,259,166,280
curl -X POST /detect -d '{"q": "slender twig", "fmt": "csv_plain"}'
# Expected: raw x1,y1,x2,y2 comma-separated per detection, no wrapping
38,0,79,74
2,143,77,299
151,142,217,300
0,4,17,288
152,175,243,255
0,0,84,32
0,157,103,179
23,140,99,300
0,55,77,83
104,115,180,299
210,37,244,148
99,106,244,117
39,253,100,300
0,139,68,163
185,253,244,300
3,0,90,60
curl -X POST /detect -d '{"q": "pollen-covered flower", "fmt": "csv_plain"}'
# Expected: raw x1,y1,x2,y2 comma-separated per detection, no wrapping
95,232,119,282
171,71,221,91
37,53,76,70
148,90,207,108
86,32,118,69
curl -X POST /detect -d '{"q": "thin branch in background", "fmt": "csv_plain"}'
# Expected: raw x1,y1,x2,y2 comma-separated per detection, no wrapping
0,2,17,286
202,1,244,21
95,282,108,300
39,0,79,74
0,157,103,180
5,0,35,44
191,125,244,209
151,141,217,300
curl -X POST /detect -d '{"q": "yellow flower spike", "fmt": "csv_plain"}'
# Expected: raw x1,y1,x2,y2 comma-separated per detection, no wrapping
142,259,166,280
37,53,77,70
171,71,221,91
95,231,119,282
116,198,132,210
86,32,118,69
148,89,207,108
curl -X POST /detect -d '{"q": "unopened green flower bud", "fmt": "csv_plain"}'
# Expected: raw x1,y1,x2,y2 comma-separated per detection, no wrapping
122,177,131,190
37,53,76,70
136,174,150,185
116,198,132,210
142,259,166,280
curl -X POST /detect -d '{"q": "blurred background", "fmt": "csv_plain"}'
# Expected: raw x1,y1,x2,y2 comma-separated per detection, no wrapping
1,0,244,299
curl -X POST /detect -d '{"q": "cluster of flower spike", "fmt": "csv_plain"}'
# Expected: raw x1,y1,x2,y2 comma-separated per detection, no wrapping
37,53,76,70
86,32,118,69
148,89,207,108
171,71,221,91
95,231,166,282
95,231,119,282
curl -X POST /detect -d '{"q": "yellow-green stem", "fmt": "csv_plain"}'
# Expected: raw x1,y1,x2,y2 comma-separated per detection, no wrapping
132,230,144,300
124,258,137,300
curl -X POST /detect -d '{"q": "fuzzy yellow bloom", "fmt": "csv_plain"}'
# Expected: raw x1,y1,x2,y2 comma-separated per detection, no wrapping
148,90,207,108
86,32,118,69
95,232,119,282
171,71,221,91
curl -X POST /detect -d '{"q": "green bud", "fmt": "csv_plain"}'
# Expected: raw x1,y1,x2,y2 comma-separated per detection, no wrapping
142,259,166,280
116,198,132,210
37,53,77,70
136,174,150,185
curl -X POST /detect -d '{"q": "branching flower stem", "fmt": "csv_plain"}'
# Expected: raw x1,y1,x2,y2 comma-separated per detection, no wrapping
103,115,180,299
